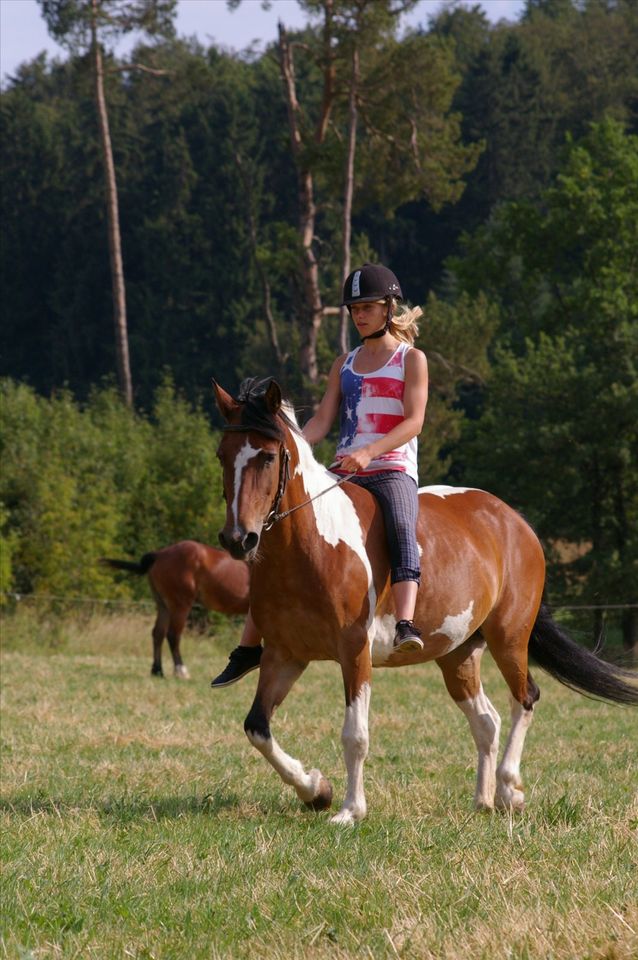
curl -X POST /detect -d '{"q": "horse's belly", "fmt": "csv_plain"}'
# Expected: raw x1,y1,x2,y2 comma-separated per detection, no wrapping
369,614,397,666
370,597,482,667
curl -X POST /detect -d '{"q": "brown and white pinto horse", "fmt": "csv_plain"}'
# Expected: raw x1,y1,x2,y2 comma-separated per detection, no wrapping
101,541,249,678
214,378,637,825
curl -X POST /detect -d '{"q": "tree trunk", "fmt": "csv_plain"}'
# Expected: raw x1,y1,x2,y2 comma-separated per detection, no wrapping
339,44,359,355
611,464,636,659
91,0,133,406
233,150,286,376
278,22,324,393
589,454,603,648
621,608,638,662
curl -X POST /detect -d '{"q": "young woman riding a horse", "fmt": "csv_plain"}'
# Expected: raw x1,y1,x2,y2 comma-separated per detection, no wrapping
211,263,427,687
213,365,637,823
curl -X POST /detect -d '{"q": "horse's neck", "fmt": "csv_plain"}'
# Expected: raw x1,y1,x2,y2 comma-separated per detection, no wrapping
286,424,334,492
276,425,372,555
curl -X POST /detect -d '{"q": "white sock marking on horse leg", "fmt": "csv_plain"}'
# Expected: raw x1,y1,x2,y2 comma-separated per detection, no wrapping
496,696,534,811
331,683,370,826
247,732,325,803
457,684,501,810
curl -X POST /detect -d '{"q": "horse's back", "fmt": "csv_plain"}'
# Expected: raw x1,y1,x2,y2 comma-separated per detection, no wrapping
148,541,249,614
418,485,541,555
401,486,544,661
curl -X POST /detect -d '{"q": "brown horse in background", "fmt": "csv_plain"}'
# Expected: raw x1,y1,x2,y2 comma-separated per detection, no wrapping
101,541,249,678
214,378,637,825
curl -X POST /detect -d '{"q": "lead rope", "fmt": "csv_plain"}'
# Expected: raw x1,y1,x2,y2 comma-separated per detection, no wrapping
264,466,358,530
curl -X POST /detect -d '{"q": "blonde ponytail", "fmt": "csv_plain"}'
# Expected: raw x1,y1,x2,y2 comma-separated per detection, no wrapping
388,300,422,346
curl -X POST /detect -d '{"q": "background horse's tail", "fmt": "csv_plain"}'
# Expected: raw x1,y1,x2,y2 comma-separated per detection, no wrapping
529,602,638,705
99,553,157,576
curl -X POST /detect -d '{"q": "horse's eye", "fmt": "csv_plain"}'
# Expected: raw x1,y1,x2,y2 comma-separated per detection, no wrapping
262,453,276,466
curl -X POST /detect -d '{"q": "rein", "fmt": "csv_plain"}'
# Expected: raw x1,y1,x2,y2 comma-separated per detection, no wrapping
221,423,356,531
264,467,357,530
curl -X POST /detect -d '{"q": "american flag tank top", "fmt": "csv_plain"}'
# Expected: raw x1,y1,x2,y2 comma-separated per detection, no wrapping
334,342,418,482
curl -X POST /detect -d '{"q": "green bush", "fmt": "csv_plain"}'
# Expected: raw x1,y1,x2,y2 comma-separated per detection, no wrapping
0,378,225,601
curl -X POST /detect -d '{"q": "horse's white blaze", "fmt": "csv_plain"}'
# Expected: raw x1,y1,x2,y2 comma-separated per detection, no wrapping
457,683,501,810
369,614,397,665
431,600,475,652
332,682,370,825
496,697,534,811
247,731,326,804
232,440,261,524
291,432,377,625
419,485,476,498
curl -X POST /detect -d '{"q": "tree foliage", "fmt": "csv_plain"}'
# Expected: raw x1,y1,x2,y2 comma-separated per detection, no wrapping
457,120,638,644
1,0,637,646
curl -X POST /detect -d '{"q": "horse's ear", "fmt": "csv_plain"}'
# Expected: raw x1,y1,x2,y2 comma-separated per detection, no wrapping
212,380,239,422
264,379,282,415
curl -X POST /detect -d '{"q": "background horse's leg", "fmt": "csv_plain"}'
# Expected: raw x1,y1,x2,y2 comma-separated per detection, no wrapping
244,650,333,811
331,649,372,826
150,595,169,677
437,637,501,811
166,608,190,679
482,611,541,812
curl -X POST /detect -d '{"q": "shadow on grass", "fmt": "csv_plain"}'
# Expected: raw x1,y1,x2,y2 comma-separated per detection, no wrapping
0,788,244,822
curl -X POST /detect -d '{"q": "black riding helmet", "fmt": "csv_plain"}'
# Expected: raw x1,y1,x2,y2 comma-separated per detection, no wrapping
341,263,403,306
342,263,403,341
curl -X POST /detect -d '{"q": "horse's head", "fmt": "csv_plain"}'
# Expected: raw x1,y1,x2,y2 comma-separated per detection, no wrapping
213,378,290,561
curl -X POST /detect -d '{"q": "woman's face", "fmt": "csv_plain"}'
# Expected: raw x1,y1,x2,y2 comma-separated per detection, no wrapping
350,300,386,338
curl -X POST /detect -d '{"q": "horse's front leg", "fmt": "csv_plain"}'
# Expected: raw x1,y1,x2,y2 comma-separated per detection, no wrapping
331,642,372,826
244,649,333,811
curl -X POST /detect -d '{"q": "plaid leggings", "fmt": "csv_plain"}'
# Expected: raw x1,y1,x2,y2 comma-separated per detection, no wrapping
348,471,421,585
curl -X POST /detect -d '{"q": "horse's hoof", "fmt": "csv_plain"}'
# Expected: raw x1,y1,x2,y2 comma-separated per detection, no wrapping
151,667,164,678
329,806,365,826
304,777,333,811
495,786,525,813
174,665,190,680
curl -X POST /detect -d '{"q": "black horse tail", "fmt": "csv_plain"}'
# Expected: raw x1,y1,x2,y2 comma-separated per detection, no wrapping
529,602,638,705
99,553,157,576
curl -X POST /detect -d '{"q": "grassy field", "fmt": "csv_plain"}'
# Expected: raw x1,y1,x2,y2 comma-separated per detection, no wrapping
1,607,637,960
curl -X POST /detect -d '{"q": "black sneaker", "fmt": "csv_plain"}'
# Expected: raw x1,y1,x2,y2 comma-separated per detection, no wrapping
394,620,424,653
211,645,262,687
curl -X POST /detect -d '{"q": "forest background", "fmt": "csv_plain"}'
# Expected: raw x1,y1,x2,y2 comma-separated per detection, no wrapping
0,0,636,651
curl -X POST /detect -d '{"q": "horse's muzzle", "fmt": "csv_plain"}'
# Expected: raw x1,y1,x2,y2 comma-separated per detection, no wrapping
219,528,260,561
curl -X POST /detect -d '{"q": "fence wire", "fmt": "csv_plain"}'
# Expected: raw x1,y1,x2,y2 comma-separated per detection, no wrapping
1,592,636,612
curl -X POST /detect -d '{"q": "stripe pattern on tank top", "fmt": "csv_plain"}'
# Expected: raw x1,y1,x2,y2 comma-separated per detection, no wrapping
334,343,418,482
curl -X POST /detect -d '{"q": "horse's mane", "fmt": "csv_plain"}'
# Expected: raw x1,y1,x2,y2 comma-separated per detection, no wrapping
236,377,301,441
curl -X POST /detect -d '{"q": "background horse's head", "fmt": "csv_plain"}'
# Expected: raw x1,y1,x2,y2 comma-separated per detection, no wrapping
213,378,290,561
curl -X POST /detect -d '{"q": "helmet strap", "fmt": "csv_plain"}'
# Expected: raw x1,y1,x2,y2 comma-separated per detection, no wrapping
359,299,393,343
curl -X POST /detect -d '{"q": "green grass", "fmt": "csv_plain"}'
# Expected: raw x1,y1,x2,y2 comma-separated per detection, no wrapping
1,608,637,959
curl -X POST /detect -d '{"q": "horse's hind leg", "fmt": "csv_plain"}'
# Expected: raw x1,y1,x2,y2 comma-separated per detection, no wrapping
495,693,538,812
437,636,501,811
244,649,333,811
151,599,169,677
482,611,541,812
167,609,190,680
